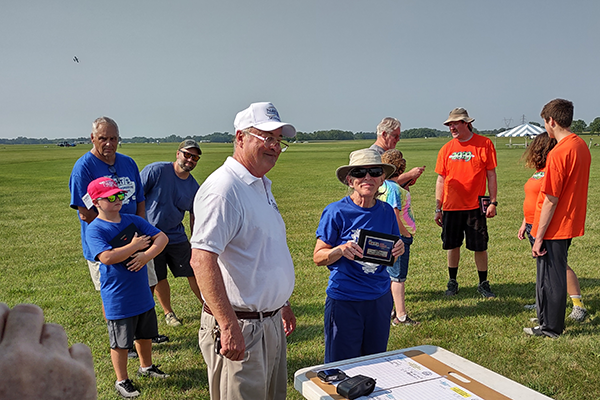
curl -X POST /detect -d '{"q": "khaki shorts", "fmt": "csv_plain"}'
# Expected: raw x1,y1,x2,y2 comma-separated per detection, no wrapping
87,260,158,291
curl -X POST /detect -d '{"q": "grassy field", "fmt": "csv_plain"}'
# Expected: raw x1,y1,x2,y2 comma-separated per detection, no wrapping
0,137,599,399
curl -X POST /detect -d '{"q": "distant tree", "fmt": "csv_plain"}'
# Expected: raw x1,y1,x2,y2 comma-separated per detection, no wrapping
164,134,183,143
589,117,600,135
473,128,505,137
529,121,541,127
354,131,377,140
402,128,447,138
570,119,587,133
200,132,233,143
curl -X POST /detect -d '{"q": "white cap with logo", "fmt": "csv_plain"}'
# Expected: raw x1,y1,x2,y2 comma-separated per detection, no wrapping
234,102,296,138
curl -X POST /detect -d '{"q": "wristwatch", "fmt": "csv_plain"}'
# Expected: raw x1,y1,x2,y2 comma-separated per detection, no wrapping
435,208,442,213
490,201,498,206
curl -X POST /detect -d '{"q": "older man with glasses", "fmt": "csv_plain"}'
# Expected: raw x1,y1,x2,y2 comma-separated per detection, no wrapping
69,117,168,349
190,102,296,400
140,139,203,328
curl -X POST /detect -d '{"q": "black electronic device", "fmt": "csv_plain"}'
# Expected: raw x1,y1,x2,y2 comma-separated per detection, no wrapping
108,223,150,265
316,368,347,383
336,374,376,399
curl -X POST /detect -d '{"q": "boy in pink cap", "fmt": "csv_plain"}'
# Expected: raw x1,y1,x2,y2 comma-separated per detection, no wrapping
85,177,170,398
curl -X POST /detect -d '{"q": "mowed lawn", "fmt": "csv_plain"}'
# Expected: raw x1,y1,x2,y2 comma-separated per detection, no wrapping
1,137,599,399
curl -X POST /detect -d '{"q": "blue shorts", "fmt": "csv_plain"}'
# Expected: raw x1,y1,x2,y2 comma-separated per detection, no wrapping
324,291,392,363
387,236,413,282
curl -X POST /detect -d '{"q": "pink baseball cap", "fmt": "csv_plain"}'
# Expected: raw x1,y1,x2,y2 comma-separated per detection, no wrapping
87,177,125,201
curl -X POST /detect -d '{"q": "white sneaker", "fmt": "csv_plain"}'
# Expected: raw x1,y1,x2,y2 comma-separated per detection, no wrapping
115,379,140,398
568,306,588,322
165,312,182,327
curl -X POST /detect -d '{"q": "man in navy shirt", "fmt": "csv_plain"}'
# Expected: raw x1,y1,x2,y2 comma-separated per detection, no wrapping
141,139,203,327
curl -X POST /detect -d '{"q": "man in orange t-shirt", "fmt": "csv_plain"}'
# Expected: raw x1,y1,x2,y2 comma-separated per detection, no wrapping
435,108,498,298
524,99,591,338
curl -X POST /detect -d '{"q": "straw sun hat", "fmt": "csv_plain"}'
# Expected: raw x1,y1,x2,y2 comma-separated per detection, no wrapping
335,148,396,185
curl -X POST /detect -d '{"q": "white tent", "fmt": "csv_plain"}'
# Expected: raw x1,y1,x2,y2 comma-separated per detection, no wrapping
496,123,545,147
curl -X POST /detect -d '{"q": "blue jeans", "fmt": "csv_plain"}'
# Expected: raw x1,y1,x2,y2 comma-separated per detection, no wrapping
387,236,413,283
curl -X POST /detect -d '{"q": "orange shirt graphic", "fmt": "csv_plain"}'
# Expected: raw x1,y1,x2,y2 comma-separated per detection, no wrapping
435,133,497,211
523,170,544,224
532,133,591,239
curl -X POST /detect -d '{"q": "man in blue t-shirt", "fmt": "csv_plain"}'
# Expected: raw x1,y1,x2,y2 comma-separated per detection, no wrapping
69,117,148,291
69,116,168,347
141,139,203,327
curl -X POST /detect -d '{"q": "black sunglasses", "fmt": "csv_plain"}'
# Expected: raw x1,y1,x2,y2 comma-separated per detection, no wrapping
349,167,384,178
98,193,125,203
179,150,200,162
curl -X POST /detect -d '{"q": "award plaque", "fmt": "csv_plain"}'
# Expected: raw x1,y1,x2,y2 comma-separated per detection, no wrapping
478,195,491,215
356,229,399,266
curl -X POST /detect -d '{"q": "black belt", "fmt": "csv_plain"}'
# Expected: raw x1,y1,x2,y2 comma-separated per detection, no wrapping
203,303,280,320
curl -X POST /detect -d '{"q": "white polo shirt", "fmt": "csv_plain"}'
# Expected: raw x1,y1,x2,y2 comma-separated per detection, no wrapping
191,157,295,312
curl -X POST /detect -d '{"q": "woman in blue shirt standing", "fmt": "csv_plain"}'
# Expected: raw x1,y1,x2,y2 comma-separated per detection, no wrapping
314,148,404,363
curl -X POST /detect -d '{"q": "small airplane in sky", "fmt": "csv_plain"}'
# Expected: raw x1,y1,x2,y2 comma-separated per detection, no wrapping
73,56,79,63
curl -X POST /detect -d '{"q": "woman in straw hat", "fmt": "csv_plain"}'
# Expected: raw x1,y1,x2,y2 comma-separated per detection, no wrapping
313,148,405,363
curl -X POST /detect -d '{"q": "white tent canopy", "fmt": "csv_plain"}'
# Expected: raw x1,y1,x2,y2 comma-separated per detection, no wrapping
495,123,545,147
496,123,545,137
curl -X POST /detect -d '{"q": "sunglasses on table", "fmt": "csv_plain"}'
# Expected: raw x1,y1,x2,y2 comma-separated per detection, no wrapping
179,150,200,162
348,167,384,178
98,193,126,203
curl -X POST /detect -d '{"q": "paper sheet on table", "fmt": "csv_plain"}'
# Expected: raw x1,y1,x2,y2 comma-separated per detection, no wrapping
369,377,484,399
337,352,440,390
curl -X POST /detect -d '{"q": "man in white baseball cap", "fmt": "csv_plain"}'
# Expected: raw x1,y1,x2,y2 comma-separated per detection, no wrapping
233,101,296,138
191,102,296,399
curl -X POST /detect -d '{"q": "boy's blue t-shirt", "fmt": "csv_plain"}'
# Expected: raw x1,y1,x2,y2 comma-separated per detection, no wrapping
140,161,200,244
86,214,159,320
69,152,145,261
316,196,400,301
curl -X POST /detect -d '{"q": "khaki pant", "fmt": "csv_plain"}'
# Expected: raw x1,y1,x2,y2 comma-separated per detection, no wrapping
199,310,287,400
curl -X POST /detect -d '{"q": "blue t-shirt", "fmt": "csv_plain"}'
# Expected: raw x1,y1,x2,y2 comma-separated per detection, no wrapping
140,162,199,244
69,152,145,261
316,196,400,301
86,214,159,320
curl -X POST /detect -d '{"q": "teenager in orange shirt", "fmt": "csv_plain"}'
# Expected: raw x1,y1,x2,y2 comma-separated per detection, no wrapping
518,132,587,322
435,108,498,298
524,99,591,338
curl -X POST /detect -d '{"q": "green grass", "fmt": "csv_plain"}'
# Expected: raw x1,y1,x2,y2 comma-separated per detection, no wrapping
0,137,599,399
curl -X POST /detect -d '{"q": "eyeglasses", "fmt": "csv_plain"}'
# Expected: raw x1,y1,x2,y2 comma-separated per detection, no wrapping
179,150,200,162
348,167,384,178
245,131,289,152
98,193,125,203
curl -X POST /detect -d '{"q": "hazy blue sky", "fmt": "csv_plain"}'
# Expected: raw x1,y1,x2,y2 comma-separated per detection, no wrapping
2,1,599,139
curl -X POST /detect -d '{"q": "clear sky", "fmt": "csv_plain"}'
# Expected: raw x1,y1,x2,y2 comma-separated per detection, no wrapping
2,1,599,139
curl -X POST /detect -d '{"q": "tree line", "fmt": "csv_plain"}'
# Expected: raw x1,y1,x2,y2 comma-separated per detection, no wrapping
2,120,599,145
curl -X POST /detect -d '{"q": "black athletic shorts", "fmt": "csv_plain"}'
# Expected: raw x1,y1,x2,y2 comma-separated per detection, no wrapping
441,209,488,251
153,240,195,281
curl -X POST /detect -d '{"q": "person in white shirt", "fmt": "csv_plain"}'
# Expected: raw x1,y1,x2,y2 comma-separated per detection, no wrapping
190,102,296,400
